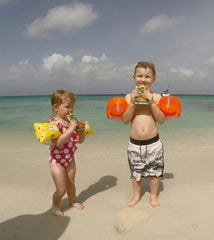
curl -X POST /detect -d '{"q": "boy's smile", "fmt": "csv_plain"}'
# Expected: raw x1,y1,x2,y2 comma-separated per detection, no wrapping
133,67,156,88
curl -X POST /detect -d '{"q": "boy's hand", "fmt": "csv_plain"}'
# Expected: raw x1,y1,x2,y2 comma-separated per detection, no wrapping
142,91,154,104
131,88,140,103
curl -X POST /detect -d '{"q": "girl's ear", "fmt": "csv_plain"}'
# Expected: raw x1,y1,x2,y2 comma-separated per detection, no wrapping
52,104,58,112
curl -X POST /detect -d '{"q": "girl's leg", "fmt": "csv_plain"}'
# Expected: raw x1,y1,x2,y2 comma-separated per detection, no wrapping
50,161,67,216
127,178,142,207
66,161,84,210
149,176,160,207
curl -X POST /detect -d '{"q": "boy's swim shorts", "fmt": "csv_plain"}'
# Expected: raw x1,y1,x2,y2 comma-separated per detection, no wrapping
127,134,164,181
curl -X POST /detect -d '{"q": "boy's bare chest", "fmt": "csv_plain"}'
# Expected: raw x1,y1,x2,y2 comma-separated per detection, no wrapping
135,105,151,115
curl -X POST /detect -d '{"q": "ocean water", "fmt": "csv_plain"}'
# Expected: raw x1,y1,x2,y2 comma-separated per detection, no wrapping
0,94,214,135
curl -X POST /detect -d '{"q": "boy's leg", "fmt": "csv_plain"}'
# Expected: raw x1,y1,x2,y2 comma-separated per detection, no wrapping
50,161,67,216
66,161,84,210
149,176,160,208
127,178,142,207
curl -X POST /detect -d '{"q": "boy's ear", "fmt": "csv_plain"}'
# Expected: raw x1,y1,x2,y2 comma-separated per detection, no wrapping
153,75,157,82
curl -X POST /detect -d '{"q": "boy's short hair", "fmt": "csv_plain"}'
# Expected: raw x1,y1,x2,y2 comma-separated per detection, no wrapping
51,89,76,107
134,61,156,76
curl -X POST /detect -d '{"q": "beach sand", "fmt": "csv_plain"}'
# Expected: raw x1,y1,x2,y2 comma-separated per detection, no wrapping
0,127,214,240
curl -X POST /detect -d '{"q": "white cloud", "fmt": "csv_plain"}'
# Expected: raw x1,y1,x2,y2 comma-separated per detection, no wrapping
81,53,107,63
43,53,73,72
205,56,214,65
25,2,98,37
179,68,194,76
170,67,194,77
10,59,33,73
0,54,212,96
199,71,208,78
139,14,184,34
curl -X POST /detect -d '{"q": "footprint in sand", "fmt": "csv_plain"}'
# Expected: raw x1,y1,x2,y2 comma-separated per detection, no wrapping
116,207,150,233
179,223,198,233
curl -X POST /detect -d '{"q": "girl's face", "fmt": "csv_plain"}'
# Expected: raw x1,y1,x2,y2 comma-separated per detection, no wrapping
133,67,156,88
53,98,74,119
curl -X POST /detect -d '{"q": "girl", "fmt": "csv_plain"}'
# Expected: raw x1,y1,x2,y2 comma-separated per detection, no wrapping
48,89,85,216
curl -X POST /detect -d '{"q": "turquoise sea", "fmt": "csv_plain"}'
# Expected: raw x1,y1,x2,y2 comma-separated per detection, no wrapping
0,94,214,136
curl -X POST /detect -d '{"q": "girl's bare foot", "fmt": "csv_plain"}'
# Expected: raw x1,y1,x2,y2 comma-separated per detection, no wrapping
71,202,85,210
127,197,141,207
51,206,64,216
150,195,160,208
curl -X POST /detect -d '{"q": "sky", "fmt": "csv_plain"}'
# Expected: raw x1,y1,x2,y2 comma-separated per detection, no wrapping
0,0,214,96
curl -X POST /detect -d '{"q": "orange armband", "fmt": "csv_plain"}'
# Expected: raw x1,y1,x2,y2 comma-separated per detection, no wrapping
157,95,181,118
106,97,129,121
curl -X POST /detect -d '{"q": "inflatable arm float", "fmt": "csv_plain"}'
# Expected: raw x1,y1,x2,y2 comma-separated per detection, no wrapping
34,118,93,145
106,97,129,121
34,123,61,145
106,95,181,121
157,95,181,118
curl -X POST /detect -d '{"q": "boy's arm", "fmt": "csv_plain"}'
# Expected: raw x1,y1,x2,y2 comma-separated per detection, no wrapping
149,93,166,124
121,93,136,124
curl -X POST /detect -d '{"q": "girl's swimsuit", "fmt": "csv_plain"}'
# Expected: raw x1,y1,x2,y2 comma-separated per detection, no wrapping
48,118,78,168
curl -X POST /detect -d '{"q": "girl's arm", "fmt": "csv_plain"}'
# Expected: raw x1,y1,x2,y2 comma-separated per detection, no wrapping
77,129,86,143
76,120,86,143
53,119,78,148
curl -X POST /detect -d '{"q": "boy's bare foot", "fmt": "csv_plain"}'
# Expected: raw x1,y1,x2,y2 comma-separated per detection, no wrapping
51,206,64,216
127,197,141,207
71,202,85,210
150,195,160,208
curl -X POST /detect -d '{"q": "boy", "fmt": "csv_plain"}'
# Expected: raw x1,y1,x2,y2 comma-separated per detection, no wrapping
122,61,166,208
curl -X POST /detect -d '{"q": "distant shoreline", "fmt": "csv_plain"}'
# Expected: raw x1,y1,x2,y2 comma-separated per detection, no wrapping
0,93,214,98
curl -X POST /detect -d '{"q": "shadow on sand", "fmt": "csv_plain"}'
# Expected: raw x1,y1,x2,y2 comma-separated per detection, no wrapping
62,175,118,210
141,172,174,196
0,210,70,240
0,175,118,240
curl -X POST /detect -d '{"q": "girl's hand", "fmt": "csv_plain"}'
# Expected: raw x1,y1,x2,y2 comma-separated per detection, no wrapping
54,119,78,148
77,120,86,143
68,118,78,129
77,120,85,131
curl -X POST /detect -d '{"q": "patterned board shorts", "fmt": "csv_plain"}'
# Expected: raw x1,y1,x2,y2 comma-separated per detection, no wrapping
127,135,164,181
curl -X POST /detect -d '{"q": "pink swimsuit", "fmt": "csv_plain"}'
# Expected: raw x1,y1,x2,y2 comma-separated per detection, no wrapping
48,118,78,168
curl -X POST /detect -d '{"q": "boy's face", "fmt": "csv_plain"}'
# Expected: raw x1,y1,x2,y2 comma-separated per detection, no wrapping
133,67,156,88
